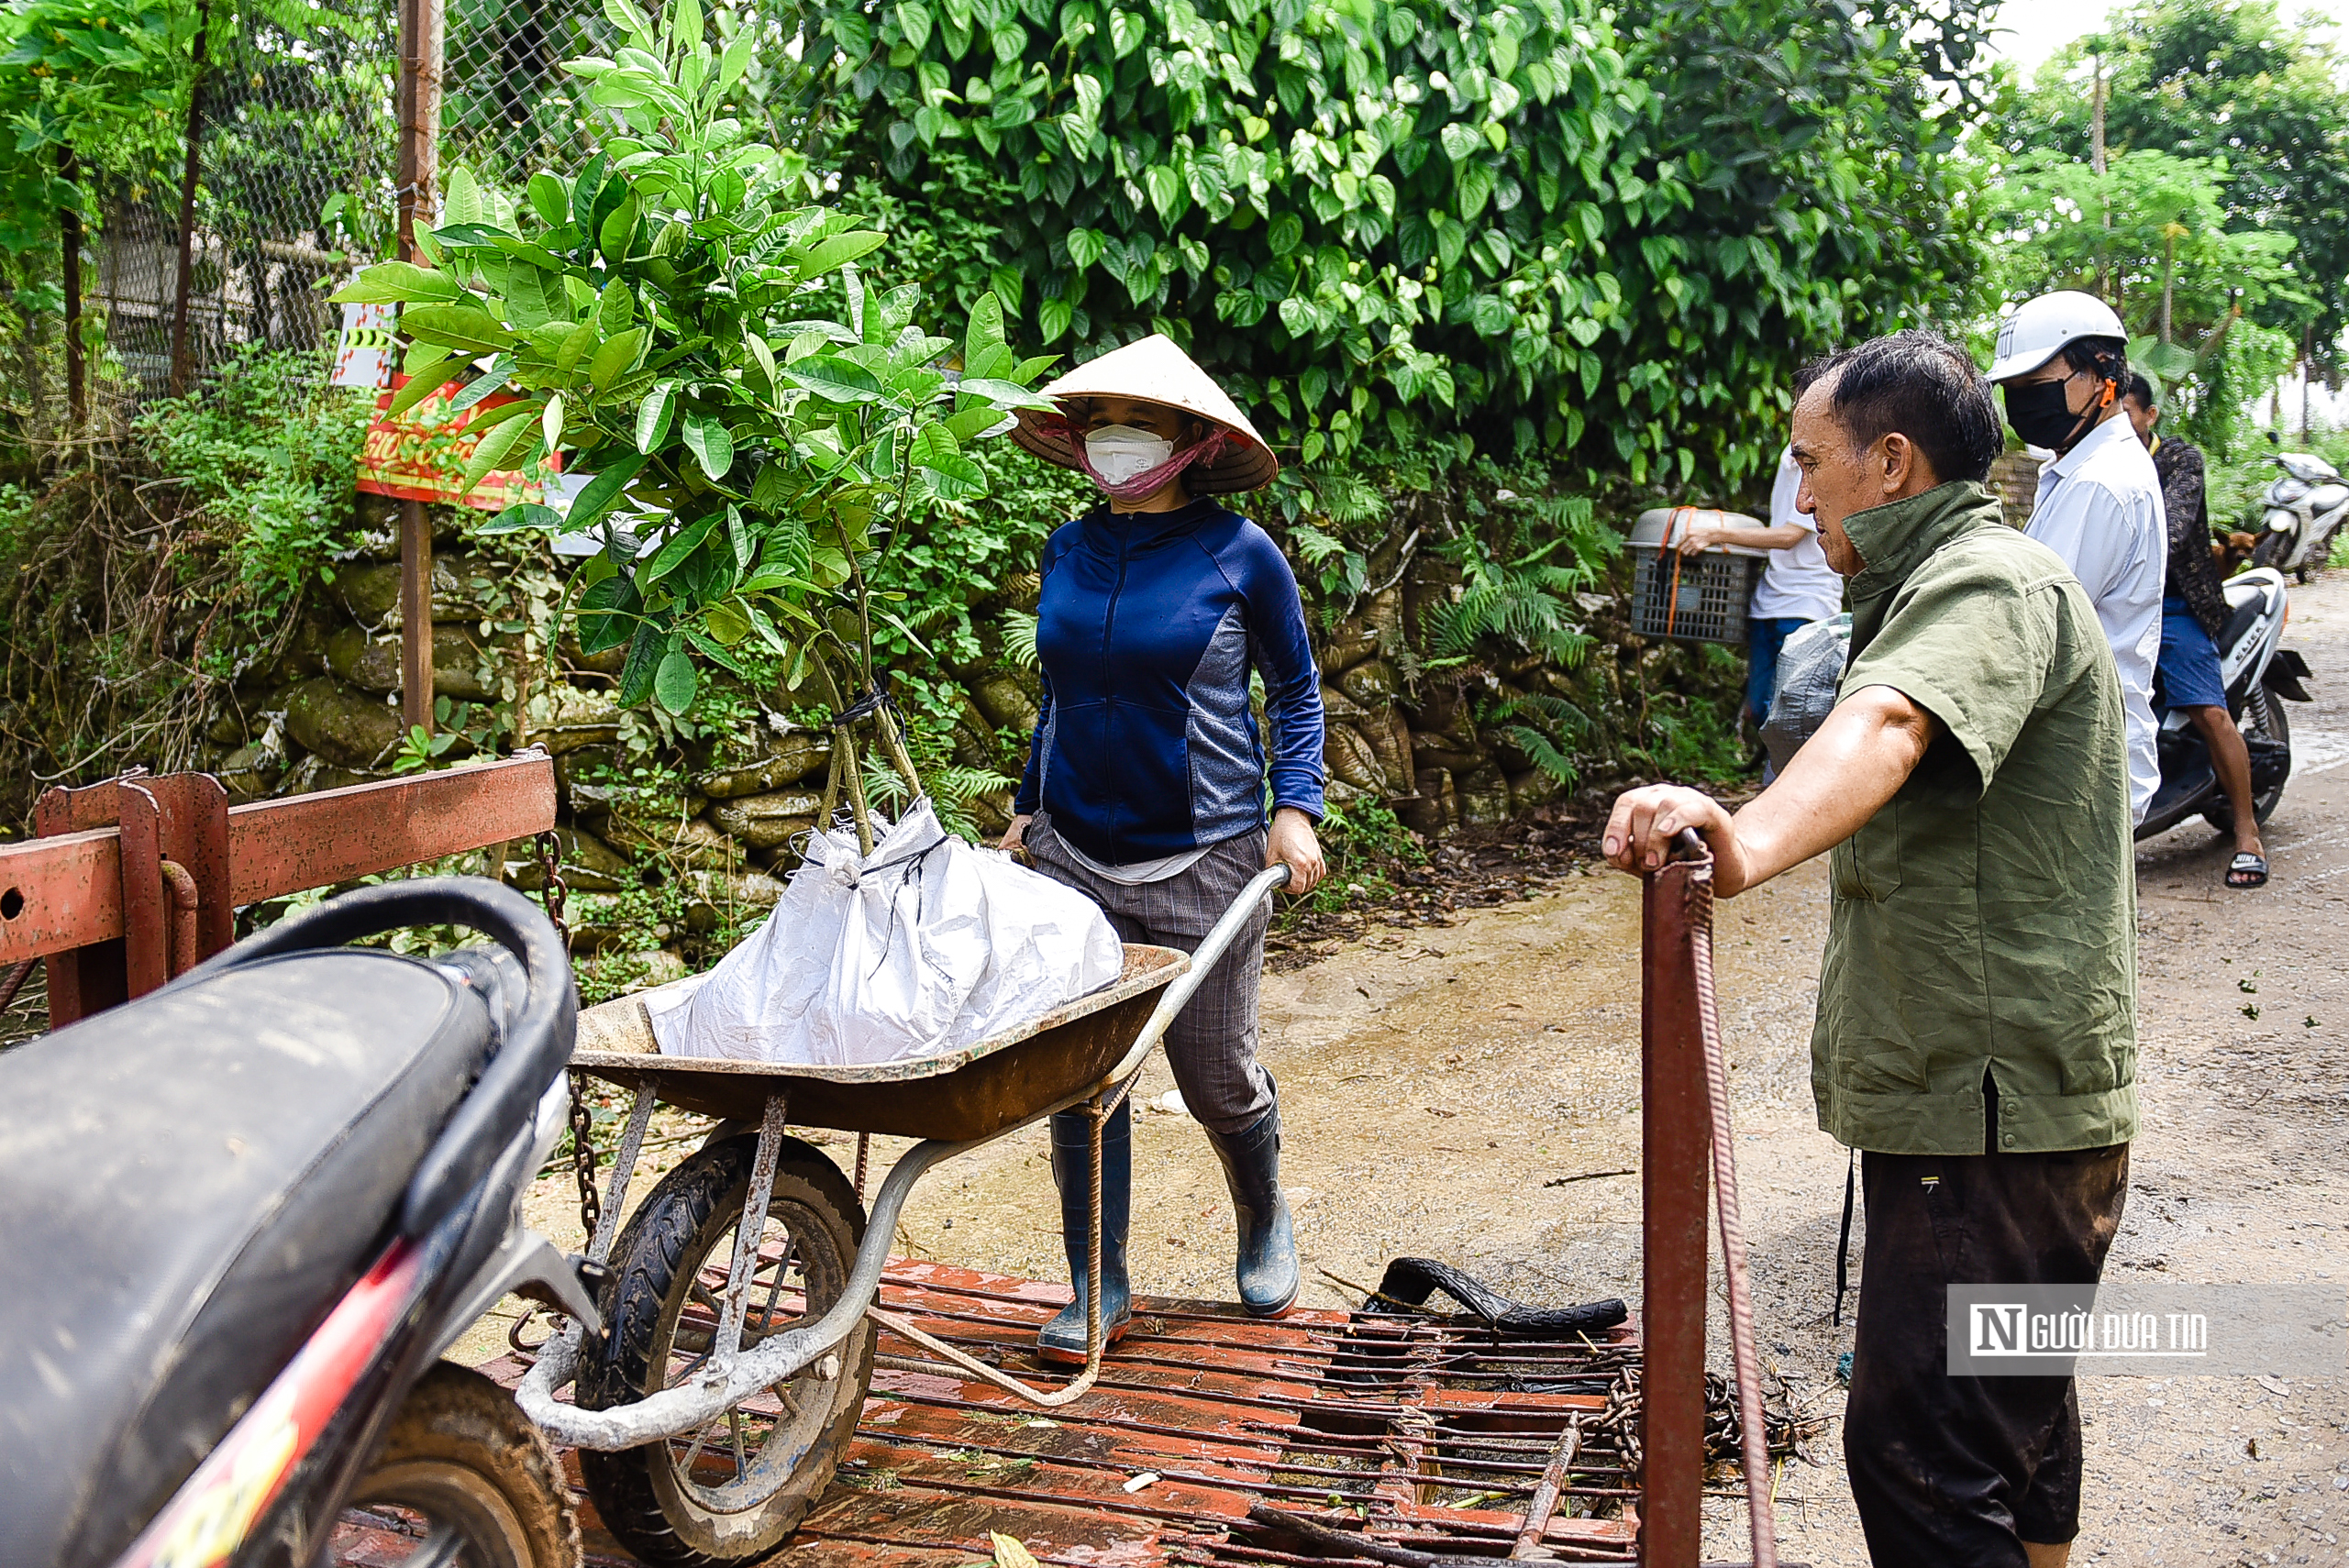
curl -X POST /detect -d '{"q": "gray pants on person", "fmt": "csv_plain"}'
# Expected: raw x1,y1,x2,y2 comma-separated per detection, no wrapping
1025,812,1274,1136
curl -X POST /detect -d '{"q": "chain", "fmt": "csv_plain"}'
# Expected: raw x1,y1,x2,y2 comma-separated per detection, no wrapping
536,829,600,1248
535,828,571,947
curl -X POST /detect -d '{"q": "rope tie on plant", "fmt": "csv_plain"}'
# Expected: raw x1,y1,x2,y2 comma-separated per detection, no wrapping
830,680,904,731
836,679,924,807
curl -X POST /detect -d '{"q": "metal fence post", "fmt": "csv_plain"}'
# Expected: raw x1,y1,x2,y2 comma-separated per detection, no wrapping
167,0,212,397
59,144,84,429
395,0,444,733
1640,855,1711,1567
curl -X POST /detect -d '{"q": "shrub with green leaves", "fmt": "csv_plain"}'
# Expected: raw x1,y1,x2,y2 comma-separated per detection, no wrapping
332,0,1057,813
813,0,1989,491
130,343,374,622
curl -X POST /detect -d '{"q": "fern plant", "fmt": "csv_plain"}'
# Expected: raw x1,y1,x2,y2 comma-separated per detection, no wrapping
1424,547,1597,668
1493,693,1590,788
997,609,1040,673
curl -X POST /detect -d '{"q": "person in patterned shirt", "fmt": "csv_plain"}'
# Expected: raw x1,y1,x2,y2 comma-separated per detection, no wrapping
2123,368,2264,882
2121,374,2267,887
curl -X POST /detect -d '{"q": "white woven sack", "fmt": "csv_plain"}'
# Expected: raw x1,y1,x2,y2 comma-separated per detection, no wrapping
650,800,1123,1066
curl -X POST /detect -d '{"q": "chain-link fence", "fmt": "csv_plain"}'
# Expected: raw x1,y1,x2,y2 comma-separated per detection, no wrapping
5,0,837,449
13,0,610,440
442,0,614,191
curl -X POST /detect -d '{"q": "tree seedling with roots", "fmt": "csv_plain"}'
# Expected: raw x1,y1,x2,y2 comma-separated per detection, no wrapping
333,0,1057,853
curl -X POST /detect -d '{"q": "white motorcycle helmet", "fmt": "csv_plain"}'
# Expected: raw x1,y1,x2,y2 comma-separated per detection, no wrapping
1987,290,2128,382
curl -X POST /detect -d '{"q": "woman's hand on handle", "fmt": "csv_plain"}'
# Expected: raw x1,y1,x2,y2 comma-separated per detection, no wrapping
1268,807,1326,897
1000,814,1033,854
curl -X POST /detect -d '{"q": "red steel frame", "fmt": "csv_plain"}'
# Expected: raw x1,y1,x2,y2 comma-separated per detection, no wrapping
0,745,1728,1562
0,750,555,1025
1640,855,1711,1567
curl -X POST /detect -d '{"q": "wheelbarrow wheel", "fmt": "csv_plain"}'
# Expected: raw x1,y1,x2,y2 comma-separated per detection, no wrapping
576,1132,873,1566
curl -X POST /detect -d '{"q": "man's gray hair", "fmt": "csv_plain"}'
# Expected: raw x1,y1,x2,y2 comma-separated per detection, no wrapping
1802,329,2004,484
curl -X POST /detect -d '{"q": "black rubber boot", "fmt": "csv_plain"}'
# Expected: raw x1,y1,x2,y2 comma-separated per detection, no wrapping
1038,1099,1133,1365
1205,1079,1299,1317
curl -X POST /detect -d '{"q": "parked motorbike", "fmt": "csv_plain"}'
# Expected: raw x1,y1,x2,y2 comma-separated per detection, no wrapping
0,878,601,1568
2253,442,2349,580
2136,566,2315,841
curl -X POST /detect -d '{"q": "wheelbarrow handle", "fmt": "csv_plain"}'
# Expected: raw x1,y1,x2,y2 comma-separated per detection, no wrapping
1100,862,1291,1092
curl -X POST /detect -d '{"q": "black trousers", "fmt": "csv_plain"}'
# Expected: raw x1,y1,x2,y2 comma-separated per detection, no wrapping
1845,1140,2130,1567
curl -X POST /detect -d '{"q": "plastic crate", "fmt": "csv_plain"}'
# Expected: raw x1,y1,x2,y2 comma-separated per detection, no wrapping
1624,507,1770,645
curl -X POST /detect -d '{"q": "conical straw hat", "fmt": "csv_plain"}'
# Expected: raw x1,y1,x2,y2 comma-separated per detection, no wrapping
1011,334,1280,494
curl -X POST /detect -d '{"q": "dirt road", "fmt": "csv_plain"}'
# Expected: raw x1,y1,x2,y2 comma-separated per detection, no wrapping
515,574,2349,1566
900,571,2349,1565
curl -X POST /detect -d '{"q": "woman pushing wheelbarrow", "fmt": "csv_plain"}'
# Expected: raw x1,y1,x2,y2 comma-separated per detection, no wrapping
519,340,1326,1564
1003,334,1329,1359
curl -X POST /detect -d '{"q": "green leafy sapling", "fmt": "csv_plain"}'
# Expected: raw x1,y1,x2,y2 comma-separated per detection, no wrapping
331,0,1058,848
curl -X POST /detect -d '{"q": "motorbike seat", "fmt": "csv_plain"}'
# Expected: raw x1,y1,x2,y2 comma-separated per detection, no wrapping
2219,595,2261,660
0,949,496,1568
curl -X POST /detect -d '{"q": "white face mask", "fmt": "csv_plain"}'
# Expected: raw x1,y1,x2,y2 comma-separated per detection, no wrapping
1083,425,1175,486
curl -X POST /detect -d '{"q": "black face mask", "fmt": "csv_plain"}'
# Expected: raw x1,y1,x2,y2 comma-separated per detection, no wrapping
2004,376,2097,454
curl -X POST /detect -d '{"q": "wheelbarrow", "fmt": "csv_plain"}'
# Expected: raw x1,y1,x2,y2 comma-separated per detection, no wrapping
514,864,1291,1566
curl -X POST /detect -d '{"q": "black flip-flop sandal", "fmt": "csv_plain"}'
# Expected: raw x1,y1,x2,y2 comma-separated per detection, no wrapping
2227,852,2269,889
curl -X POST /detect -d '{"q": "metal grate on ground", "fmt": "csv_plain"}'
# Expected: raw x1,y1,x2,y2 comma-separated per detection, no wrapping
480,1259,1645,1567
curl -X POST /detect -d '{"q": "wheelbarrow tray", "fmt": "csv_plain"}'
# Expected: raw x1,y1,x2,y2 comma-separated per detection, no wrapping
566,944,1189,1141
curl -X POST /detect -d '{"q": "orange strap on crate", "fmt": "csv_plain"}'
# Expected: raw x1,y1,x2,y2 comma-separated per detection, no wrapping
1663,506,1691,640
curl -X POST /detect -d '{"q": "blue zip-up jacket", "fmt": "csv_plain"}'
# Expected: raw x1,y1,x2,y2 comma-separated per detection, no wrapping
1014,498,1325,865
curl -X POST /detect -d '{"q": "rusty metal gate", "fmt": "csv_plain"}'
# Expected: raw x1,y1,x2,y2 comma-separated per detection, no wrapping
0,756,1777,1565
482,1260,1646,1566
0,750,556,1020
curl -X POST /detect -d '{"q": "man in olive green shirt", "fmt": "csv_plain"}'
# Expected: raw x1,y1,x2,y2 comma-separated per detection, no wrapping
1606,330,2134,1568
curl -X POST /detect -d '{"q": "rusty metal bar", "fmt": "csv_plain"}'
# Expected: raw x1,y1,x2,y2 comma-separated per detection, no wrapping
1640,856,1710,1568
1512,1417,1580,1556
0,830,123,964
118,781,169,997
394,0,441,734
140,772,234,959
0,756,555,980
159,861,199,978
227,753,556,903
32,774,139,1022
399,509,436,734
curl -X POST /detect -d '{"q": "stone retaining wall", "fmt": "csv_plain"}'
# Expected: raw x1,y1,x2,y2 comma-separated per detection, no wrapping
188,501,1739,992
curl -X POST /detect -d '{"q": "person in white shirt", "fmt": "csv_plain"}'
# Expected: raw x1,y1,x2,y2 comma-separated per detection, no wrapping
1674,376,1845,728
1987,291,2166,823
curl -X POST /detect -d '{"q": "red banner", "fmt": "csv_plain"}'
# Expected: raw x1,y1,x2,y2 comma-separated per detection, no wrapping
356,375,558,512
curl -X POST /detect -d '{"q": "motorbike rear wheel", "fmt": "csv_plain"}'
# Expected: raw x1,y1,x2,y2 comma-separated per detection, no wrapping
2204,680,2292,835
577,1133,873,1567
2311,517,2349,579
333,1360,581,1568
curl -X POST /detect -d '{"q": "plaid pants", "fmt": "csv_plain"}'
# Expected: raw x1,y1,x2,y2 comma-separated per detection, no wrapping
1025,812,1274,1135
